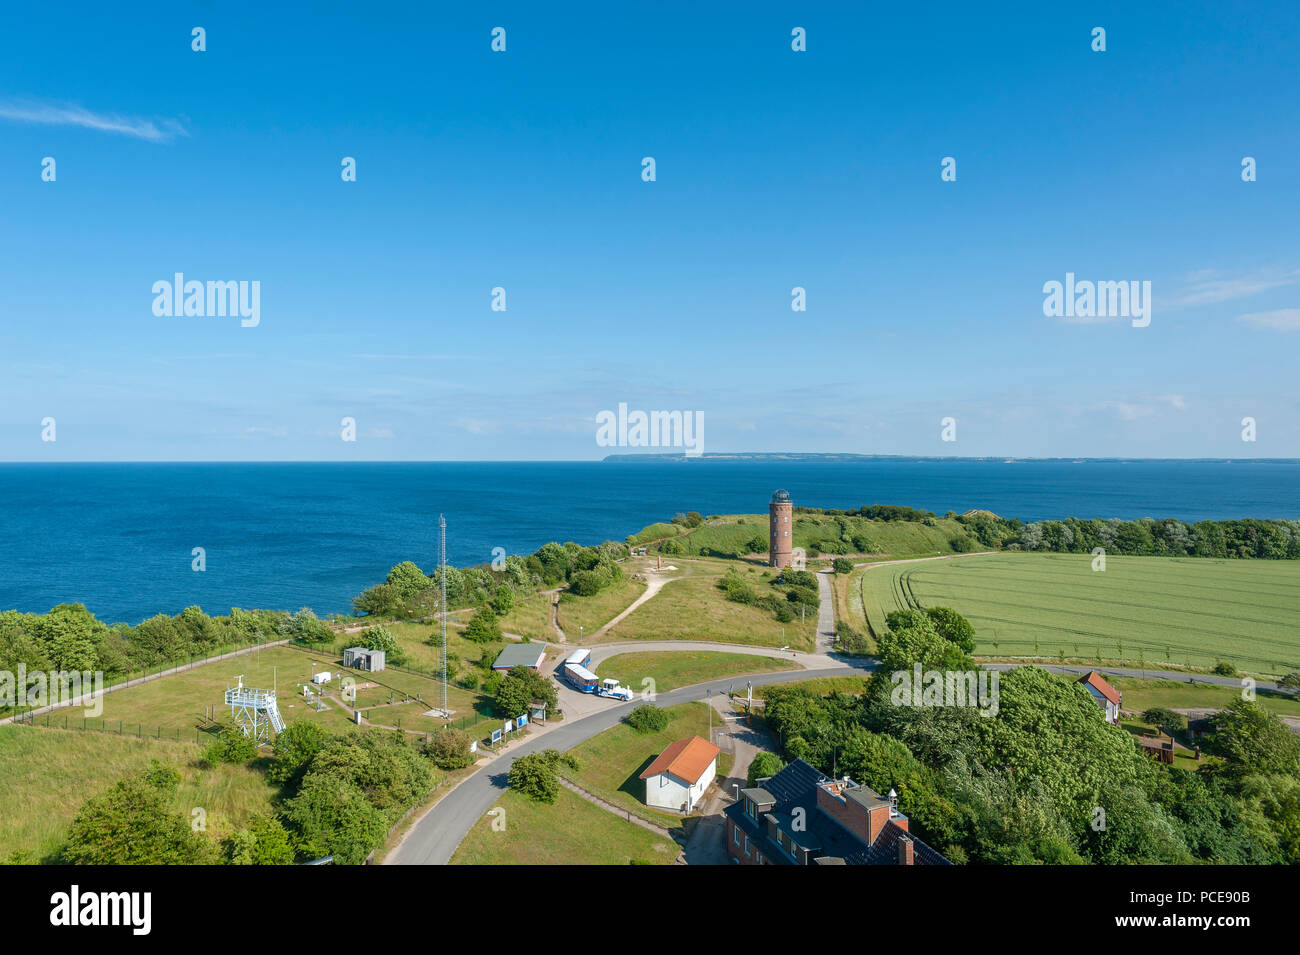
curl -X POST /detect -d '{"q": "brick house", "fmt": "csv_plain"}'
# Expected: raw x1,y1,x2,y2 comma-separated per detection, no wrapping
724,759,950,865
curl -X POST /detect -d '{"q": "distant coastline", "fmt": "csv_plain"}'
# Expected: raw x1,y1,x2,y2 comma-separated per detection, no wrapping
601,452,1300,464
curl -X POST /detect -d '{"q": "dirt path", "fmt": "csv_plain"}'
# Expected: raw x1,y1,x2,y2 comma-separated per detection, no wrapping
589,570,676,639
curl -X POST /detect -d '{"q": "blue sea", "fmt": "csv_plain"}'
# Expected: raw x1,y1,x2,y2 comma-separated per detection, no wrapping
1,459,1296,624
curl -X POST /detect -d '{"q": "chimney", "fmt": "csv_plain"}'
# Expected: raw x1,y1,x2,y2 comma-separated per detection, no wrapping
898,833,915,866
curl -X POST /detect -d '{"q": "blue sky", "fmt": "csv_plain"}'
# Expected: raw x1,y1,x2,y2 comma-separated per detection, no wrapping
2,1,1298,461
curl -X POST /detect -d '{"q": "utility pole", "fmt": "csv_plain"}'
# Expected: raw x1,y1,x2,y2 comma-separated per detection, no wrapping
440,514,448,721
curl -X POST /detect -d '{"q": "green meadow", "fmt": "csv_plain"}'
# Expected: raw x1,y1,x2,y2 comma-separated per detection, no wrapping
0,725,277,861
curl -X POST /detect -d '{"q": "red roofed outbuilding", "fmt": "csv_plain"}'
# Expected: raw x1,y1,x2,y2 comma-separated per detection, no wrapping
1078,670,1122,724
639,735,721,813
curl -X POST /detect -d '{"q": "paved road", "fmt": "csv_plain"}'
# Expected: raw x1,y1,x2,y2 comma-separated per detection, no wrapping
815,569,837,653
390,554,1296,865
387,664,861,865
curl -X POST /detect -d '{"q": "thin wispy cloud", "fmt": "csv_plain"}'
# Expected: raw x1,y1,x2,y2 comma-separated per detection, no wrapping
1236,308,1300,331
1168,267,1300,309
0,99,187,142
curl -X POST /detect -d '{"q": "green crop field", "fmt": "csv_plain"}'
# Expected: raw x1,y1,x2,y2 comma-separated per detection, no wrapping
860,553,1300,676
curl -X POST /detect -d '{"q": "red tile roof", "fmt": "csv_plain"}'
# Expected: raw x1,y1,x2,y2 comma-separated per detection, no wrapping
1078,670,1121,706
639,735,721,785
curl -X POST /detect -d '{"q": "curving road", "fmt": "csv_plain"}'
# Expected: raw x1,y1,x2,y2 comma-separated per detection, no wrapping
387,663,862,865
389,554,1296,865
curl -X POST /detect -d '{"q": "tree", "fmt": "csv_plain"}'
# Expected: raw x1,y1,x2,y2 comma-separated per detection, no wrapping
33,603,106,672
490,587,514,616
224,815,295,865
626,704,669,734
494,665,556,718
268,720,330,785
359,625,404,665
1206,699,1300,777
507,749,577,803
129,613,187,667
463,607,503,644
425,727,474,770
353,583,404,618
747,752,786,786
281,772,389,865
63,761,210,864
385,561,431,598
877,615,975,673
202,725,258,765
925,607,977,654
832,558,853,574
1141,707,1187,734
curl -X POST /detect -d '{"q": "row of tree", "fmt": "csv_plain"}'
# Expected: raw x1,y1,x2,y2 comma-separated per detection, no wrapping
352,539,630,619
1016,517,1300,559
0,603,330,689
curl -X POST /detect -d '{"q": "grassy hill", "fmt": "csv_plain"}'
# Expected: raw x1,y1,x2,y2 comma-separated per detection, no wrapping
597,559,817,650
630,512,972,560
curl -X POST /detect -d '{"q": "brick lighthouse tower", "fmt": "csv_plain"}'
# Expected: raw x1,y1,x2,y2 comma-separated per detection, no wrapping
768,489,793,569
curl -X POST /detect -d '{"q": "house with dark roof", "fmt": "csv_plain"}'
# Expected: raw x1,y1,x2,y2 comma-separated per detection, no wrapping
724,759,950,866
1077,670,1122,724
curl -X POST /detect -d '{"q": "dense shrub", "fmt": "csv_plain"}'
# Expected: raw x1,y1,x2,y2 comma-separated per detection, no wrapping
202,725,258,766
425,727,475,770
62,761,210,865
627,704,670,734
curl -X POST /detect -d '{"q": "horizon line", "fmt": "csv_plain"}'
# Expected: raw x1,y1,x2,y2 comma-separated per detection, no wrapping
2,456,1299,465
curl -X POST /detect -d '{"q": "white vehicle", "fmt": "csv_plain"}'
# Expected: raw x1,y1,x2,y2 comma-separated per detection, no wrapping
597,678,634,701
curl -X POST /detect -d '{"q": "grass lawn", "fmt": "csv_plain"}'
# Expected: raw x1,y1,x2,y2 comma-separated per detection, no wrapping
79,644,499,739
599,559,817,650
561,701,732,830
596,650,799,693
861,552,1300,677
753,675,873,699
557,575,648,637
0,725,278,861
449,785,679,865
1110,676,1300,719
497,590,555,642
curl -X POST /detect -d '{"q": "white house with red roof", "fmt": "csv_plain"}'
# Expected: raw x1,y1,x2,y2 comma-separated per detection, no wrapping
639,735,721,813
1078,670,1122,724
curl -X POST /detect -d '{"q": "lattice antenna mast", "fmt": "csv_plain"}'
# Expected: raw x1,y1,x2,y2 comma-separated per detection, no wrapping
440,513,448,720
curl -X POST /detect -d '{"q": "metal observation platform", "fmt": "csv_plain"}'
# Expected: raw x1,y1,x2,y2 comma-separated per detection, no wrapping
224,676,286,742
